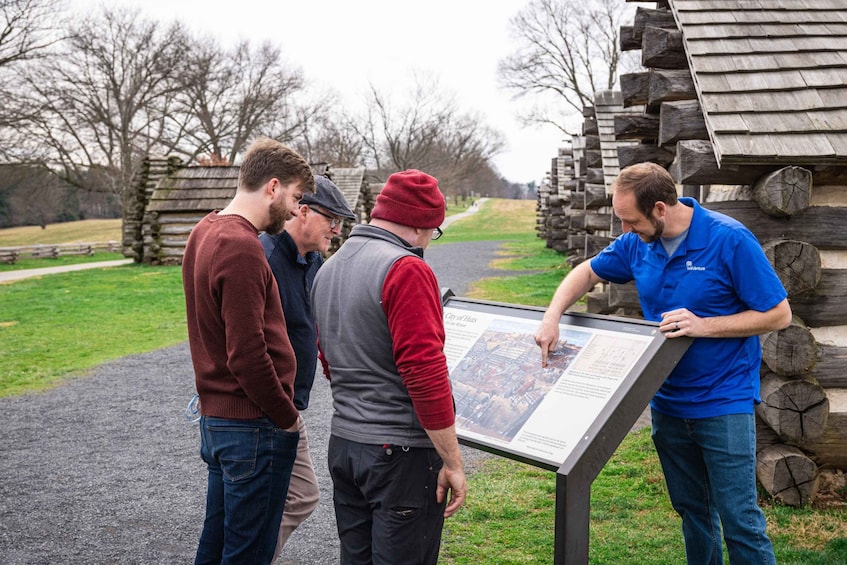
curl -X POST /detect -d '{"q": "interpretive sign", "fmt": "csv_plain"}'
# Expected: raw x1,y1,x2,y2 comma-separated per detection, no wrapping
442,293,692,564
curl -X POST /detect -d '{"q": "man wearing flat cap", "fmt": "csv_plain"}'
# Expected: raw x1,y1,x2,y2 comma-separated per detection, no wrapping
259,174,356,559
311,169,467,564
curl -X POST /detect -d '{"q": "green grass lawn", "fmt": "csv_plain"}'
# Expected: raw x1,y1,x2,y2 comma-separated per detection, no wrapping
1,199,845,563
0,264,186,396
441,430,847,564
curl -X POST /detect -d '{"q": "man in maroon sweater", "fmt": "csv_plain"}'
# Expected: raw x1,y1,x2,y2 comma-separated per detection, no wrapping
182,137,315,565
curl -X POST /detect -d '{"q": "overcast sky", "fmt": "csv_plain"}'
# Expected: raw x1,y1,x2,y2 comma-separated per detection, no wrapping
73,0,569,184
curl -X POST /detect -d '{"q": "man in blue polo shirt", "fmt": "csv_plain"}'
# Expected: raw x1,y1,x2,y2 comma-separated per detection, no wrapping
535,162,791,565
259,175,356,559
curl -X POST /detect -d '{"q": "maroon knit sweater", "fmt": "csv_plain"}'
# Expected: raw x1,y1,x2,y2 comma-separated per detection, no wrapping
182,212,298,429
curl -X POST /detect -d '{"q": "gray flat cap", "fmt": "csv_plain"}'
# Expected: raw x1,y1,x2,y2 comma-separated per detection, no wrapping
300,175,356,220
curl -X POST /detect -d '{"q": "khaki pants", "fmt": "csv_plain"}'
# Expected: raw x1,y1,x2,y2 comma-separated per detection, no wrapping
273,416,320,561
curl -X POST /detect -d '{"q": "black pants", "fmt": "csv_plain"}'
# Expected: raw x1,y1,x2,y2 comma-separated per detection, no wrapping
328,435,446,565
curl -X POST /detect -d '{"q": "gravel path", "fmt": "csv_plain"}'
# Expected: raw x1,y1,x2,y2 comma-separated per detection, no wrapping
0,240,527,565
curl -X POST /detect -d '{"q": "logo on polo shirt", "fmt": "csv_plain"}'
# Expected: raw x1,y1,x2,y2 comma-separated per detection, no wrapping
686,260,706,271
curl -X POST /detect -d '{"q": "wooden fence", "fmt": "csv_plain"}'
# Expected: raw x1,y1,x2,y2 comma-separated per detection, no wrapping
0,241,122,265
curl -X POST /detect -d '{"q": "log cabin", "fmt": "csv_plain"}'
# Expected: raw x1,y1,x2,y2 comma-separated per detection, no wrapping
122,160,367,265
538,0,847,506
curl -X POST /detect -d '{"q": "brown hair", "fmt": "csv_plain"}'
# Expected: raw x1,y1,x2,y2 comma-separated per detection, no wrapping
237,137,315,194
613,162,678,217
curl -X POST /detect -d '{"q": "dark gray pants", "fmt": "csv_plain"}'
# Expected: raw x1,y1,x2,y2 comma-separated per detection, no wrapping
328,435,446,565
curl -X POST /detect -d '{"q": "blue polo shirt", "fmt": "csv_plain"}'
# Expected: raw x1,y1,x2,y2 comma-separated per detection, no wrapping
260,231,323,410
590,198,787,419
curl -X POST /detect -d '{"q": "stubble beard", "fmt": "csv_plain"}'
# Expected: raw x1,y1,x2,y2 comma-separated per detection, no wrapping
265,199,292,235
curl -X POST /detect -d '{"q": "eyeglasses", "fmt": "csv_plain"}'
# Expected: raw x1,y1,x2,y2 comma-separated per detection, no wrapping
309,206,344,228
431,227,443,240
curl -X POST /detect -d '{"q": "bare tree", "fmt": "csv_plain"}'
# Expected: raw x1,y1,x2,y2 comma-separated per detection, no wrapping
0,0,67,161
171,37,315,164
0,0,65,67
498,0,637,136
355,77,505,200
18,6,188,208
359,82,447,173
293,100,365,168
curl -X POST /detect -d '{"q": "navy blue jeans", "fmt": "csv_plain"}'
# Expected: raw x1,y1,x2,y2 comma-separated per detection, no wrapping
195,416,299,565
328,435,446,565
651,411,776,565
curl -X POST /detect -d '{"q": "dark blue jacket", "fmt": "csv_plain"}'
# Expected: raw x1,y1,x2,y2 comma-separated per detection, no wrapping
260,231,323,410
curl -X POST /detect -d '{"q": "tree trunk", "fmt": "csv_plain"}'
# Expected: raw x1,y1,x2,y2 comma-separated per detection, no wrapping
761,239,821,297
620,25,640,52
705,201,847,250
658,100,708,146
670,140,771,185
810,345,847,388
632,6,677,42
608,281,641,311
614,113,659,142
586,167,605,185
796,388,847,469
761,316,818,376
648,69,696,105
789,269,847,327
757,372,829,444
756,444,819,506
618,144,675,169
752,166,813,218
756,413,781,453
621,71,650,108
642,27,688,70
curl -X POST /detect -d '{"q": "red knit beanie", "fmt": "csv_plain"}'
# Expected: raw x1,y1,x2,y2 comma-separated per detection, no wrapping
371,170,446,229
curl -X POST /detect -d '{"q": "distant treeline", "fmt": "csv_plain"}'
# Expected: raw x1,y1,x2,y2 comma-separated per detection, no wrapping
0,164,120,229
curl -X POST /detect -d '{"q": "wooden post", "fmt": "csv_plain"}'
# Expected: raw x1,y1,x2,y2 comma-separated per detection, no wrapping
757,372,829,444
761,239,821,297
756,444,819,506
760,316,818,376
752,166,813,217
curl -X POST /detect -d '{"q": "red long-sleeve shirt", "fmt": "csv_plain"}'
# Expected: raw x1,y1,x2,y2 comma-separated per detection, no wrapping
382,257,455,431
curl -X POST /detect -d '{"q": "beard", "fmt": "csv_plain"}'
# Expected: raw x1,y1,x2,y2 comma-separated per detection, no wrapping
266,198,292,234
639,215,665,243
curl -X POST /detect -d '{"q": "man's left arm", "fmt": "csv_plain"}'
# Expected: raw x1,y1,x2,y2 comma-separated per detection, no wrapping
662,229,792,338
659,298,792,338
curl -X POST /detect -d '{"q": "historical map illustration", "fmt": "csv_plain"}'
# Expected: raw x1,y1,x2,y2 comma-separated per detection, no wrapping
449,317,591,442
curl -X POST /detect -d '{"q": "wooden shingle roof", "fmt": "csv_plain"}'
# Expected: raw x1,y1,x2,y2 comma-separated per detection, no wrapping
147,166,238,212
327,166,365,212
670,0,847,165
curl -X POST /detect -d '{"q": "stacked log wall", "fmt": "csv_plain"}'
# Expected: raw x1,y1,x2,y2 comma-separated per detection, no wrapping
536,175,553,241
122,156,184,263
543,147,576,254
611,0,847,505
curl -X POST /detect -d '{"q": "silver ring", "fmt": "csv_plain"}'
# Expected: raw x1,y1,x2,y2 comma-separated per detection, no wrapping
675,322,680,331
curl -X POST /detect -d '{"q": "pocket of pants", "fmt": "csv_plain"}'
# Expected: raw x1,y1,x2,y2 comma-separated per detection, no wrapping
207,425,259,482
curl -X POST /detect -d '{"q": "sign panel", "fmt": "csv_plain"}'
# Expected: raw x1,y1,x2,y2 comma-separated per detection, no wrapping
444,296,690,471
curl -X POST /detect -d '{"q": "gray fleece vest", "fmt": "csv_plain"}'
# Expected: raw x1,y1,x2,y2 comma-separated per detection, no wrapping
311,224,434,447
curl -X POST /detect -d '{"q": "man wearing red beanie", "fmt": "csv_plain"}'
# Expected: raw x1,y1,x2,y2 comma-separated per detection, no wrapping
311,169,467,564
